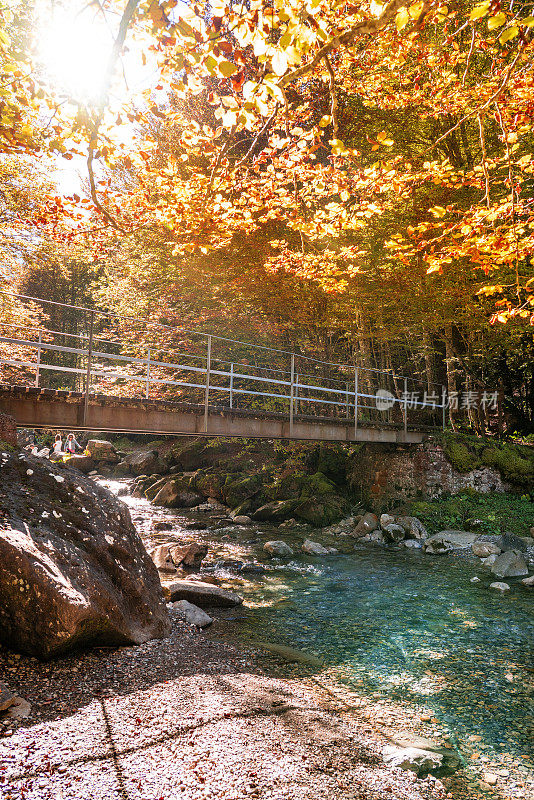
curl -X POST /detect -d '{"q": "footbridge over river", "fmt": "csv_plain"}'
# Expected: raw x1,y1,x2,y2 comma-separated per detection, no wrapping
0,293,446,445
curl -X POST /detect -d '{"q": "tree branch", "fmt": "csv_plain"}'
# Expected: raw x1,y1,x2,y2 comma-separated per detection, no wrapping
323,55,339,138
86,0,139,231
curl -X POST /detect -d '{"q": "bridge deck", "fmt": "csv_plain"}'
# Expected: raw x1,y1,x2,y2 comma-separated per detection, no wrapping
0,385,427,444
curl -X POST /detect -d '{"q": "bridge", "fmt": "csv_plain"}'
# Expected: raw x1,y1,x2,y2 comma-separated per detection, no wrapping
0,293,446,445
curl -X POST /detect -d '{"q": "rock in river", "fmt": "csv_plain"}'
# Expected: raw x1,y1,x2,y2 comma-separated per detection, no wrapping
490,550,528,578
166,579,243,608
383,746,443,775
424,531,477,554
0,449,170,659
301,539,337,555
264,540,294,557
489,581,511,593
351,512,379,539
169,600,212,628
472,541,501,558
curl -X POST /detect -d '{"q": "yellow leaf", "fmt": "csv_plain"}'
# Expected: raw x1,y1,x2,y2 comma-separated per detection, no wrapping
500,25,518,42
319,115,332,127
218,60,238,77
396,7,410,30
522,15,534,25
488,11,506,29
429,205,447,217
470,1,490,19
409,1,424,18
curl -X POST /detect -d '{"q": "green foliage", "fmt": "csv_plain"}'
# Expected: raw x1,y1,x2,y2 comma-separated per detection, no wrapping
410,492,534,536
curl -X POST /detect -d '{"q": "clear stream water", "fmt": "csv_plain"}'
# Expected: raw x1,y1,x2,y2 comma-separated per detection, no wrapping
104,480,534,777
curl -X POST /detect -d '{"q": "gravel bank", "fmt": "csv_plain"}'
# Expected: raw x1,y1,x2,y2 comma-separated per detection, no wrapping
0,611,457,800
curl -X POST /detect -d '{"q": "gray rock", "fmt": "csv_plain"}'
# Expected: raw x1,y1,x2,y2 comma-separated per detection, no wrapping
380,513,395,530
233,515,253,525
424,531,477,554
470,576,481,583
153,481,202,509
86,439,119,464
472,541,501,558
166,579,242,608
116,450,164,477
351,512,379,539
521,575,534,587
382,745,443,775
263,540,294,557
169,600,212,628
490,550,528,578
301,539,337,555
403,539,422,549
489,581,510,592
383,523,405,543
365,529,386,544
481,554,498,568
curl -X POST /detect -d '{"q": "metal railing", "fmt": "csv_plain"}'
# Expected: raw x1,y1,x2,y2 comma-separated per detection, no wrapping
0,292,447,433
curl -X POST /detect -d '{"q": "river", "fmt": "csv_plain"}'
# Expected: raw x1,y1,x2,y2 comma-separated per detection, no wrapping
102,478,534,793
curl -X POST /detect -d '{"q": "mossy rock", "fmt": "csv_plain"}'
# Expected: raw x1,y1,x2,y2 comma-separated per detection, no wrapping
300,471,337,498
443,439,479,473
274,471,309,499
294,493,349,527
223,474,262,507
481,446,534,487
193,470,225,500
314,444,348,483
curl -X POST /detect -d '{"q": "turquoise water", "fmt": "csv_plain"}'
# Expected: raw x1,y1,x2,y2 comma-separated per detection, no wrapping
236,546,533,761
106,480,534,772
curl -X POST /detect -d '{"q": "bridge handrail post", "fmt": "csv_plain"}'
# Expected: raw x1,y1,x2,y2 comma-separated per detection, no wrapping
403,377,408,435
145,348,151,399
354,366,359,437
83,311,95,427
204,335,212,433
345,381,349,420
442,384,446,430
289,354,295,437
35,332,42,388
295,372,299,417
229,362,234,409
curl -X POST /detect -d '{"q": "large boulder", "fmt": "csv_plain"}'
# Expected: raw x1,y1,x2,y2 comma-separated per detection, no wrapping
85,440,119,464
0,449,170,659
382,746,443,776
397,516,429,540
149,542,208,573
64,454,95,474
253,500,298,522
424,531,477,554
152,480,202,509
351,512,379,539
490,550,529,578
116,450,165,476
382,523,405,543
166,579,243,608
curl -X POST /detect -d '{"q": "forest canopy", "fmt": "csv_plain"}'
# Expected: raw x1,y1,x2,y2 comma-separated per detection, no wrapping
1,0,533,430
